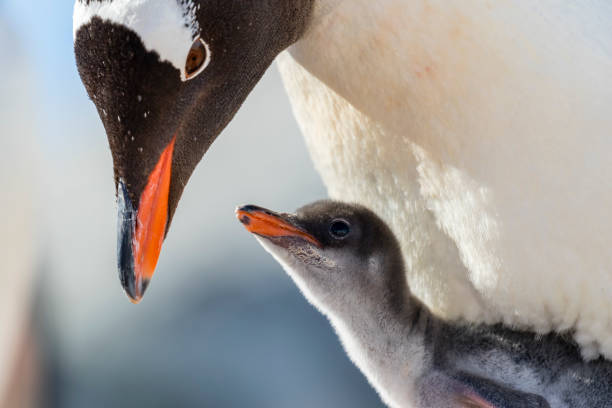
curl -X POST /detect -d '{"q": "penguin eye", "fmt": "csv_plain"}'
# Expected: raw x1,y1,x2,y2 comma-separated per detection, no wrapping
184,37,211,81
329,219,351,239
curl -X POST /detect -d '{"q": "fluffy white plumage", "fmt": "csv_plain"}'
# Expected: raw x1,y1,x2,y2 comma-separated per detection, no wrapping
254,235,425,408
278,0,612,359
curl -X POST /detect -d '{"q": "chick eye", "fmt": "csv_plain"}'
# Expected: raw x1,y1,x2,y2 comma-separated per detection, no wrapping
184,37,211,80
329,219,350,239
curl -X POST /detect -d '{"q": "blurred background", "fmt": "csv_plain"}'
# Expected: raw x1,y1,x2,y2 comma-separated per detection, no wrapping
0,2,384,407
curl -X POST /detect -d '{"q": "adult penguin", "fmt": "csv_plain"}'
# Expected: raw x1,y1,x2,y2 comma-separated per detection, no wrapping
73,0,612,359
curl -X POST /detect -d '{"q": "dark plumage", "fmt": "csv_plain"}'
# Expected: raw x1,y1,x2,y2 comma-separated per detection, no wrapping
73,0,314,300
75,2,313,220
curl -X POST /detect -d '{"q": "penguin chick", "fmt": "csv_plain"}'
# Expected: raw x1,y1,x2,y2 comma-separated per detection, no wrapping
237,201,612,408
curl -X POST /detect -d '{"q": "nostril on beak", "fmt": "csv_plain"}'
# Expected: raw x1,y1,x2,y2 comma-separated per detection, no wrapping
239,214,251,225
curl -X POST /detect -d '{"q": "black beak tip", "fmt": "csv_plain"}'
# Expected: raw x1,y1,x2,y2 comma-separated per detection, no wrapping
118,262,150,304
118,233,148,303
237,204,278,217
117,179,148,303
237,204,264,213
123,278,150,304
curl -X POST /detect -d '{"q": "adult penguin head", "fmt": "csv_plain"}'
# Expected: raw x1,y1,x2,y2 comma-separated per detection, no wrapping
73,0,314,302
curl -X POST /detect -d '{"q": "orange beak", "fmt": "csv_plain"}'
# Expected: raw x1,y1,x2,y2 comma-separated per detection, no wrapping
236,205,321,247
118,136,175,303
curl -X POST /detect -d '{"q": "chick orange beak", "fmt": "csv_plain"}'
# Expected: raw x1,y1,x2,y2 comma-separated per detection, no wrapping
118,136,175,303
236,205,321,247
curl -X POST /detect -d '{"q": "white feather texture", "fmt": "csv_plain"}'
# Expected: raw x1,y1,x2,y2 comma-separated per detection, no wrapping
73,0,199,80
278,0,612,359
255,237,424,408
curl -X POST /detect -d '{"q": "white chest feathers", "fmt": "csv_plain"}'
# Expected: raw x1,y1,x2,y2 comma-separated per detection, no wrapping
73,0,199,79
277,0,612,359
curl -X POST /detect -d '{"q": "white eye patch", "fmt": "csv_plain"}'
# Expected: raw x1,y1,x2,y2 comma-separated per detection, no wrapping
73,0,201,81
